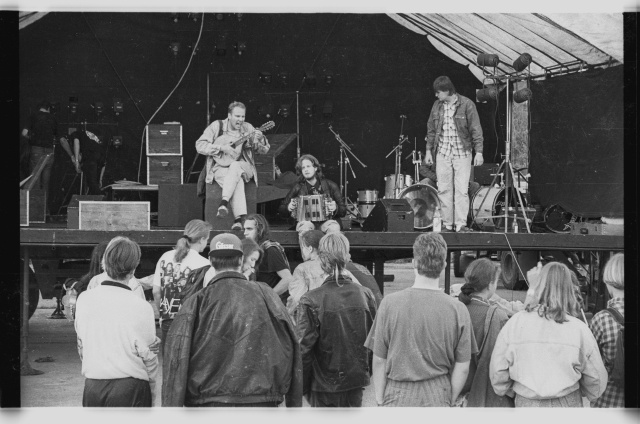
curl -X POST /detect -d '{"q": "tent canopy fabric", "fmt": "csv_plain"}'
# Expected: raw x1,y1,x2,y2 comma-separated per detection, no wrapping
388,13,623,82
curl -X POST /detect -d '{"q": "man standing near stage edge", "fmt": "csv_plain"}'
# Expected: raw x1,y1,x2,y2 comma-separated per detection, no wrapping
424,76,484,233
365,233,477,407
195,101,270,231
282,154,346,234
162,233,302,407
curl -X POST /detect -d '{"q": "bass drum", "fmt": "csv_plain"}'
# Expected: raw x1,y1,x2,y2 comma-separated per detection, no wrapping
471,186,523,231
398,184,441,230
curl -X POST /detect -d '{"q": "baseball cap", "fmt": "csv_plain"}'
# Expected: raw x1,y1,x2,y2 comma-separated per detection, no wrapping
208,233,243,258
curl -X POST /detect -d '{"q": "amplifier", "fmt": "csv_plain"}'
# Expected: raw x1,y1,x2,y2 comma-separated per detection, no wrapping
147,156,183,186
473,163,500,185
146,124,182,156
362,199,414,232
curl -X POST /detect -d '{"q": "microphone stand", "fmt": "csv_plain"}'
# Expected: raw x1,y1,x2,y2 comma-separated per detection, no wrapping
328,125,367,211
385,116,409,199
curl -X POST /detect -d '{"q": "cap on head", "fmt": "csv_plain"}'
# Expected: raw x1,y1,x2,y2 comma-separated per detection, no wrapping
208,233,243,258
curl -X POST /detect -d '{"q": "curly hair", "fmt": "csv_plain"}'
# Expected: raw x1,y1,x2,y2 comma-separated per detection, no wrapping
244,213,271,244
295,154,324,183
413,233,447,279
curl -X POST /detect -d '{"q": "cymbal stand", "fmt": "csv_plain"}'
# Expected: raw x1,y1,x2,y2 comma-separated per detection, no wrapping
385,134,409,199
405,137,423,184
328,125,367,210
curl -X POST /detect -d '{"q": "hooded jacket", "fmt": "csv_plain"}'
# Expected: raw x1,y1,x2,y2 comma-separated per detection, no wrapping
161,270,302,407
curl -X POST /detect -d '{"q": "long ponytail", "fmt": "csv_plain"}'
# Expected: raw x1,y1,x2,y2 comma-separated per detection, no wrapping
174,219,212,263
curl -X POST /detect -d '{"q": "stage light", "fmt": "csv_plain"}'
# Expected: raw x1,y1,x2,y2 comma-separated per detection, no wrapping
258,71,272,84
169,41,181,56
69,96,78,114
216,13,225,21
113,98,123,115
257,104,273,119
236,13,243,22
278,104,290,118
304,103,315,117
513,53,532,72
476,86,498,103
304,70,316,88
215,34,228,56
112,135,123,148
324,73,333,87
477,53,500,68
513,88,532,104
92,102,104,116
171,13,179,23
278,71,289,87
322,100,333,118
234,41,247,55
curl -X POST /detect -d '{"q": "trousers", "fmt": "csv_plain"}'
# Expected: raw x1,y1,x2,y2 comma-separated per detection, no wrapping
436,153,472,229
83,377,152,407
308,388,364,407
382,374,451,407
208,160,254,218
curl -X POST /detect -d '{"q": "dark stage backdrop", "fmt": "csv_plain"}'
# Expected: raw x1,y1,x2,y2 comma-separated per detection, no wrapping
19,12,497,214
528,66,624,218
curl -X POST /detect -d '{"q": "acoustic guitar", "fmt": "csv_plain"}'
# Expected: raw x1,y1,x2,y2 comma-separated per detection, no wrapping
213,121,275,167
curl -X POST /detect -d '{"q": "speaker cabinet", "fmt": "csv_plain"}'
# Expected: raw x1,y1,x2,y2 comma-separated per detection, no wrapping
158,184,203,227
362,199,414,232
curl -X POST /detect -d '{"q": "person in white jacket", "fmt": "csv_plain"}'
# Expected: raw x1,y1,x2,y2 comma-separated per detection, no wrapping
489,262,607,407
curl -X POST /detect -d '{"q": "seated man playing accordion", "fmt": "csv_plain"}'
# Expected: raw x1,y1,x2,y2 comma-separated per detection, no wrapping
281,154,346,234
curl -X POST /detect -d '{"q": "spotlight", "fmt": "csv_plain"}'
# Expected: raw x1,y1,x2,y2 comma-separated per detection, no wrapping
278,104,290,118
258,71,272,84
234,41,247,55
278,71,289,87
477,53,500,68
69,96,78,114
215,13,225,21
113,98,123,114
236,13,243,22
476,86,499,103
257,104,273,119
92,102,104,116
169,41,181,56
171,13,179,23
304,70,316,88
304,103,315,117
112,135,123,148
324,73,333,87
512,53,532,72
215,35,227,56
187,13,198,22
322,100,333,118
513,88,532,104
50,102,60,114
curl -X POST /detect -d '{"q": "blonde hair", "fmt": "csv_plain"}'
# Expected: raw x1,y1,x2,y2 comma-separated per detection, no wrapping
603,253,624,290
525,262,580,323
318,233,350,282
174,219,212,263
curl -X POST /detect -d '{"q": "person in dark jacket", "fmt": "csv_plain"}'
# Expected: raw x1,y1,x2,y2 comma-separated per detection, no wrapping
281,154,346,234
162,233,302,407
296,232,377,407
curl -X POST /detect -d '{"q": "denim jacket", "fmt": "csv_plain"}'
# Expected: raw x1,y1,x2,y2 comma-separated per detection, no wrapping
296,275,377,394
425,94,484,156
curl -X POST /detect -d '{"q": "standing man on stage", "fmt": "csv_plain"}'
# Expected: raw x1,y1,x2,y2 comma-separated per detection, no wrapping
21,101,75,217
281,154,345,234
424,76,484,233
195,101,270,231
70,127,107,195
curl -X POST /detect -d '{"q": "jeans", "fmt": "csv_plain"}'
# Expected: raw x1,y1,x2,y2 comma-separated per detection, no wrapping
82,160,101,195
83,377,152,407
436,153,472,229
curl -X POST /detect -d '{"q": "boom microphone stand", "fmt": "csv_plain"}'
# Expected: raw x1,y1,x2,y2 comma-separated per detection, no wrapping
328,125,367,210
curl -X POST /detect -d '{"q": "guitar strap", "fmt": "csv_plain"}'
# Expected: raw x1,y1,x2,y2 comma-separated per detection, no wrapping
196,120,224,198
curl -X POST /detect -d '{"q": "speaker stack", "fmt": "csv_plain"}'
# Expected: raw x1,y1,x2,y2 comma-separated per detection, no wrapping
362,199,414,232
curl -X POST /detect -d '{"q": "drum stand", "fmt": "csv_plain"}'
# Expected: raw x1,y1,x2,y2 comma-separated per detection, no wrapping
474,76,531,233
385,115,409,199
328,125,367,217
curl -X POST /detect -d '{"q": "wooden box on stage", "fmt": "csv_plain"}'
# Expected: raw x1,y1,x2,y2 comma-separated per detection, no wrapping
67,194,105,229
570,221,624,236
147,156,183,186
19,189,46,226
146,124,182,156
78,201,150,231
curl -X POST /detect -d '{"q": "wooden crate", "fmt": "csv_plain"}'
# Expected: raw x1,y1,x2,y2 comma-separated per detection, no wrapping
67,194,105,229
79,201,150,231
20,190,29,226
146,124,182,156
147,156,183,186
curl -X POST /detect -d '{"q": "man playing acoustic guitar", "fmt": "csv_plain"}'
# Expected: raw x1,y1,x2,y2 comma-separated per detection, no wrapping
196,101,272,230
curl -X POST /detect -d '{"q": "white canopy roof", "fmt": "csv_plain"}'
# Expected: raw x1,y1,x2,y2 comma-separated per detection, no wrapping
388,13,623,81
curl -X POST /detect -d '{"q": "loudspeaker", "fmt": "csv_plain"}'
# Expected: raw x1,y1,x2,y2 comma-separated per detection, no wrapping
472,163,500,185
158,184,203,227
362,199,414,232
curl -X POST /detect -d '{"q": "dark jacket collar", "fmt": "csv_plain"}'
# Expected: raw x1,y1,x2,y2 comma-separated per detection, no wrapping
101,280,132,290
207,270,246,287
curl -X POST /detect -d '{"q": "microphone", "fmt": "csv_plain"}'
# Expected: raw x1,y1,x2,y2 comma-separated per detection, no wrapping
400,114,407,119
